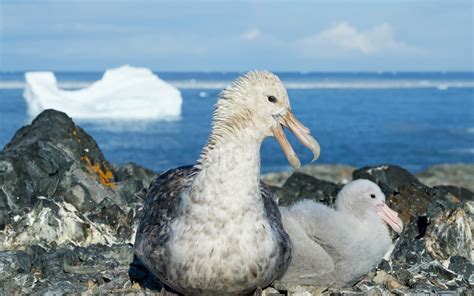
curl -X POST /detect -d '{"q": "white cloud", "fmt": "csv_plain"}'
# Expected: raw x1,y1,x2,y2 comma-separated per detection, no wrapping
240,28,260,41
299,22,422,56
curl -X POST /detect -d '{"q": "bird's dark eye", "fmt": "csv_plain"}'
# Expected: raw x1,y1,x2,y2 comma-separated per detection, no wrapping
370,194,376,199
267,95,277,103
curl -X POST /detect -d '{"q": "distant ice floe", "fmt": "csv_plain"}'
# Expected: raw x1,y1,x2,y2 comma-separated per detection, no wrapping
23,65,182,120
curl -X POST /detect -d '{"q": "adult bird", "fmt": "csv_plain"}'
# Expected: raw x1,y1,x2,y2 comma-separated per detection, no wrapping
280,179,403,287
134,71,320,295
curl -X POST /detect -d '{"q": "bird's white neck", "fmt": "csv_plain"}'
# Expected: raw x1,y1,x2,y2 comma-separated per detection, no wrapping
191,123,264,204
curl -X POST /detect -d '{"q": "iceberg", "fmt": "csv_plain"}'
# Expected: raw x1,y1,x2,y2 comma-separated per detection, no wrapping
23,65,182,120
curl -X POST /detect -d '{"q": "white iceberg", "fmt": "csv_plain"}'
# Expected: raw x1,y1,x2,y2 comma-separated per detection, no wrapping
23,65,182,120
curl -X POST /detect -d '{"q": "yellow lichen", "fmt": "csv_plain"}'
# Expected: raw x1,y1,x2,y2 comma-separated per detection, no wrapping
81,155,116,190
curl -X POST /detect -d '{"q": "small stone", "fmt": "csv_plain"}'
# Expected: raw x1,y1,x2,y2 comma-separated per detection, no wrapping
131,282,142,289
0,160,13,174
386,277,403,290
366,287,384,296
377,259,391,272
448,256,473,280
87,278,96,289
293,286,312,296
390,288,411,295
262,287,281,296
372,270,388,285
394,269,412,286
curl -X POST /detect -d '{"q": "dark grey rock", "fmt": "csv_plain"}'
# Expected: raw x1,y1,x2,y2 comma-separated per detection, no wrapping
0,110,156,250
0,110,161,294
434,185,474,202
279,172,342,206
425,208,471,261
353,164,424,194
0,244,140,294
1,110,105,214
0,250,31,281
448,256,473,280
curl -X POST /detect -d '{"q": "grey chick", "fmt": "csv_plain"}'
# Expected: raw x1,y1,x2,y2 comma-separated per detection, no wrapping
280,179,403,287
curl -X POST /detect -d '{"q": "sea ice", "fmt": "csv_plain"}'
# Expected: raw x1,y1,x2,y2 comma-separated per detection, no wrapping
23,65,182,120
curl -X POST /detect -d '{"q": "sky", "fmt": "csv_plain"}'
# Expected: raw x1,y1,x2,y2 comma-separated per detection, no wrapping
0,0,473,72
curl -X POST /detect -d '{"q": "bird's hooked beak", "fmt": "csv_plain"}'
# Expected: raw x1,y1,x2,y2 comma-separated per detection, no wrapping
271,110,320,169
376,203,404,234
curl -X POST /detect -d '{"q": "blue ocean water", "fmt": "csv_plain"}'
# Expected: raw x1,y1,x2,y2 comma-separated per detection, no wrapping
0,71,473,173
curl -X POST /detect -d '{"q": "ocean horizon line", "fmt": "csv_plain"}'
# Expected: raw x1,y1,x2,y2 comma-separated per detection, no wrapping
1,70,473,75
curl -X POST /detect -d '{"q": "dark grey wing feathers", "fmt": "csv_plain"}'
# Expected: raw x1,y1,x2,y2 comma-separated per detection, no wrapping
137,165,196,240
134,165,197,278
260,182,293,279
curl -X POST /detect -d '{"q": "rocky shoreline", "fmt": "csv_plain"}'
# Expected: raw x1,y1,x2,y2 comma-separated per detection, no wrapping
0,110,472,295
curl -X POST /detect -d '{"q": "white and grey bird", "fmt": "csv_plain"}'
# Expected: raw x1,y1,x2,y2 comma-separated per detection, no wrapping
280,179,403,287
134,71,321,295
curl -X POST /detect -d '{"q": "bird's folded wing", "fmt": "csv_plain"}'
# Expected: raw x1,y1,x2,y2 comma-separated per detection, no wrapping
135,165,197,250
288,200,358,262
260,182,293,279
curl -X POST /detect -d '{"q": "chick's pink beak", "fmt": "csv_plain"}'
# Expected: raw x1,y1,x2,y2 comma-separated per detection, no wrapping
376,203,403,233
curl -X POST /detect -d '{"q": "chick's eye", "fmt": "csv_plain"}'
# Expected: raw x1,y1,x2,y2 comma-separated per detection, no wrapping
267,95,277,103
370,194,376,199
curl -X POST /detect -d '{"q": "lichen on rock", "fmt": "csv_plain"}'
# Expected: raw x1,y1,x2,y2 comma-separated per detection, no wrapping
0,110,155,251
